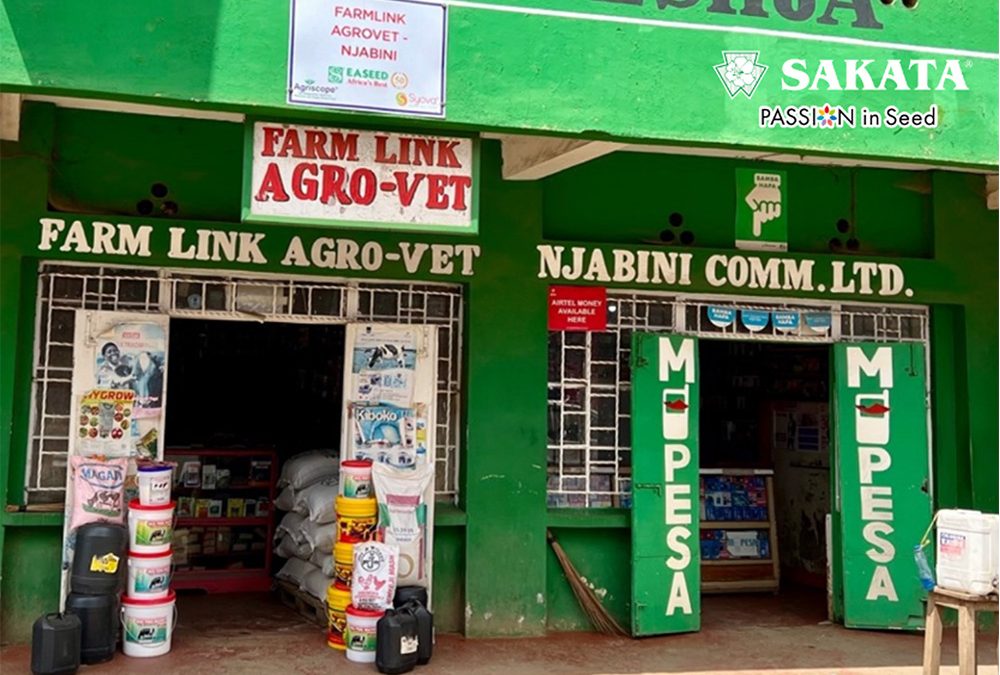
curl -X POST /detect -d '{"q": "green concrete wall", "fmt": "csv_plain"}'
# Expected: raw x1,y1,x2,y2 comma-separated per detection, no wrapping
1,102,997,639
1,2,998,167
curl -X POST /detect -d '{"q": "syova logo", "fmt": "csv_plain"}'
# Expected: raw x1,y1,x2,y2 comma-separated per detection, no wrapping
782,59,968,91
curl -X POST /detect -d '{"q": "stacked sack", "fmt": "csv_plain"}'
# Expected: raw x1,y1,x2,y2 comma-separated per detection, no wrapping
121,462,177,659
327,459,376,652
273,451,340,602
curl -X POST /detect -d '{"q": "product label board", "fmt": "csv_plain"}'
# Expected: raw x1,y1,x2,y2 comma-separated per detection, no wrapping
288,0,447,117
244,122,477,233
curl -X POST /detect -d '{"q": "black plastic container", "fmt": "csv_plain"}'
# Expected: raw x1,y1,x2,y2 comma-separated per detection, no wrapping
31,613,80,675
65,592,119,664
376,607,419,674
70,523,127,595
393,586,428,608
401,600,434,665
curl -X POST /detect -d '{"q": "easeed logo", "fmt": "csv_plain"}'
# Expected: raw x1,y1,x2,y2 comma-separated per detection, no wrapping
714,51,768,99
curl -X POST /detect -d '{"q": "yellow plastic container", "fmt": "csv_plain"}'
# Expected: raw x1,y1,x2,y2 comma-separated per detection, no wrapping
334,537,358,586
335,496,377,541
327,582,351,650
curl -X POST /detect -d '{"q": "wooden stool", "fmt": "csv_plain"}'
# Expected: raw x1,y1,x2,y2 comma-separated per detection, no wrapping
922,586,999,675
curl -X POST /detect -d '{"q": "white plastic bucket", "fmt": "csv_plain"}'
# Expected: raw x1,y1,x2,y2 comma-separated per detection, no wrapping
137,465,173,506
128,500,174,554
936,509,999,596
340,460,373,498
121,590,176,658
127,550,172,600
345,604,384,663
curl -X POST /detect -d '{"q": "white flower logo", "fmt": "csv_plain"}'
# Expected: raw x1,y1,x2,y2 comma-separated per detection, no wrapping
714,52,768,99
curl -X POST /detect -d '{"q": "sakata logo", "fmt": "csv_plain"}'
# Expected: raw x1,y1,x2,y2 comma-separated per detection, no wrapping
715,51,768,99
328,66,344,84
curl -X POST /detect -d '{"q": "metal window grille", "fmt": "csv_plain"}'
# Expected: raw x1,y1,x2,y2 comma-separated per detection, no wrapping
547,292,929,508
26,263,463,504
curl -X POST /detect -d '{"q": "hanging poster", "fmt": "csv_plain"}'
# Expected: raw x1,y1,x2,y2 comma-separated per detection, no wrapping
804,313,833,334
76,389,135,457
350,326,418,406
740,309,770,332
772,311,800,332
351,403,426,468
288,0,447,117
706,306,736,328
95,324,166,418
735,169,788,252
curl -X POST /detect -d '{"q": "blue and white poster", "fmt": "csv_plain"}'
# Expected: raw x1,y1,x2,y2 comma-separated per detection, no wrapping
706,306,736,328
772,311,800,332
740,309,770,332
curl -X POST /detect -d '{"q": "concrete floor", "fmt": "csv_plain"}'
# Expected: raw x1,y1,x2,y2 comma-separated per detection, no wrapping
3,590,997,674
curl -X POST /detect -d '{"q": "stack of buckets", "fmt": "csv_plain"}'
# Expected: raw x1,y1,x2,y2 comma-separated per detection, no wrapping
121,463,177,658
327,459,377,661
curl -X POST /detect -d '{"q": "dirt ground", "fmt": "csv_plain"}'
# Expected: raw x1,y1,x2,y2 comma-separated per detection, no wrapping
3,590,997,674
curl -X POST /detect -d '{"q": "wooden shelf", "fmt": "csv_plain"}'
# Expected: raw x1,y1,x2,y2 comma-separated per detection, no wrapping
176,517,270,527
701,520,770,529
702,558,774,566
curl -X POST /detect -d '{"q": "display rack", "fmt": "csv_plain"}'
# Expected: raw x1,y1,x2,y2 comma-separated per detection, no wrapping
699,468,780,594
164,448,278,593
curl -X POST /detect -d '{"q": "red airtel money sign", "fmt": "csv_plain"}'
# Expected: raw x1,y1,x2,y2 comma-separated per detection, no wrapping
548,286,607,331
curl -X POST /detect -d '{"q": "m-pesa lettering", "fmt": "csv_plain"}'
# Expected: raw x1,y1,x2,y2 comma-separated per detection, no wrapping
659,338,697,617
248,124,475,231
845,347,898,603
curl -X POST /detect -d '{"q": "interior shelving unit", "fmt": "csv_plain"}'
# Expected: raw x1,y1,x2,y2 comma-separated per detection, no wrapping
165,448,278,593
699,468,780,594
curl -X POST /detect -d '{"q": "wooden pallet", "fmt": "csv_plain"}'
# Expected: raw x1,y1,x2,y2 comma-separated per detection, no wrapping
276,579,328,628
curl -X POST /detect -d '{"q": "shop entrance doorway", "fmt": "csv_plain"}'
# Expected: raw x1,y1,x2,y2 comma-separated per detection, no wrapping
629,332,931,637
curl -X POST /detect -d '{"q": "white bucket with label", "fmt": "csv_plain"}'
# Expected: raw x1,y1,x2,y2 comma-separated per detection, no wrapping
121,590,177,658
127,550,173,600
128,500,174,554
137,465,173,506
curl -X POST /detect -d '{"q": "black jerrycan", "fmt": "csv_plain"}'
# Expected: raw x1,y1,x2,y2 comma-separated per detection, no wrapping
375,606,419,674
70,522,127,595
31,613,81,675
65,592,119,664
401,599,434,665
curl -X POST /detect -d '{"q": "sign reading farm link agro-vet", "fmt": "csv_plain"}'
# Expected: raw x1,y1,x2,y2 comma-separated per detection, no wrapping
244,122,477,234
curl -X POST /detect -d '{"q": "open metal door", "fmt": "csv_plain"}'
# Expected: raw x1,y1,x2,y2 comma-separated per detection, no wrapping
60,310,171,606
630,333,700,636
834,342,931,630
341,323,438,606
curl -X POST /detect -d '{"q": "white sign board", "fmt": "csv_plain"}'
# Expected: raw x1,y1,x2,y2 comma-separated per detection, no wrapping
245,122,477,232
288,0,447,117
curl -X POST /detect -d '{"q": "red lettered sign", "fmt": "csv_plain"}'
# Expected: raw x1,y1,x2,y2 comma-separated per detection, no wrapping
548,286,607,331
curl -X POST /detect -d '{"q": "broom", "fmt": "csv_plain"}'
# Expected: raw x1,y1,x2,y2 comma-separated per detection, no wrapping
547,530,628,637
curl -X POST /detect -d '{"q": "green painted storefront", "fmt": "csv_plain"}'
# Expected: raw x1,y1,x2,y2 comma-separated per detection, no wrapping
1,0,998,644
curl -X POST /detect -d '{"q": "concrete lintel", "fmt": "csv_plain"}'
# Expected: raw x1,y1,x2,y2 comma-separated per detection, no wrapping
490,133,623,180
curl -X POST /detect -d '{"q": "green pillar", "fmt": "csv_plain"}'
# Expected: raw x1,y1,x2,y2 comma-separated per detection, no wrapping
463,141,548,636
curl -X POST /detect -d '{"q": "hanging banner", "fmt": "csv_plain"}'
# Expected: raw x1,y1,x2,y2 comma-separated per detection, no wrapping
706,306,736,328
547,286,607,331
735,169,788,252
288,0,447,117
245,122,477,233
740,309,770,332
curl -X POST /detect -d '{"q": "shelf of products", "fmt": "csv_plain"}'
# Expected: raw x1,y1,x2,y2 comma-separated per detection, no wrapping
165,448,278,593
699,468,780,594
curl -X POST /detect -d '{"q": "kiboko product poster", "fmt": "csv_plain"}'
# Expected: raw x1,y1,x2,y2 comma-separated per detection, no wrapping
350,325,417,406
351,403,427,468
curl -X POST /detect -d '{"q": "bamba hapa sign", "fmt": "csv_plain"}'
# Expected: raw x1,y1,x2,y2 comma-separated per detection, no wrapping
242,122,478,234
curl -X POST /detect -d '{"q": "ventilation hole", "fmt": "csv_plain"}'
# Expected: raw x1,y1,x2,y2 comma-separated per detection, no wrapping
829,237,843,251
136,199,154,215
668,212,684,228
846,238,860,251
836,218,851,233
679,231,695,245
151,183,169,198
659,229,675,243
879,0,893,4
901,0,917,7
161,201,179,216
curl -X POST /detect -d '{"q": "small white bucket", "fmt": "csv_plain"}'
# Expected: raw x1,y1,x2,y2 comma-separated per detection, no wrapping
127,550,172,600
121,590,177,658
128,500,174,554
345,604,384,663
137,465,173,506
